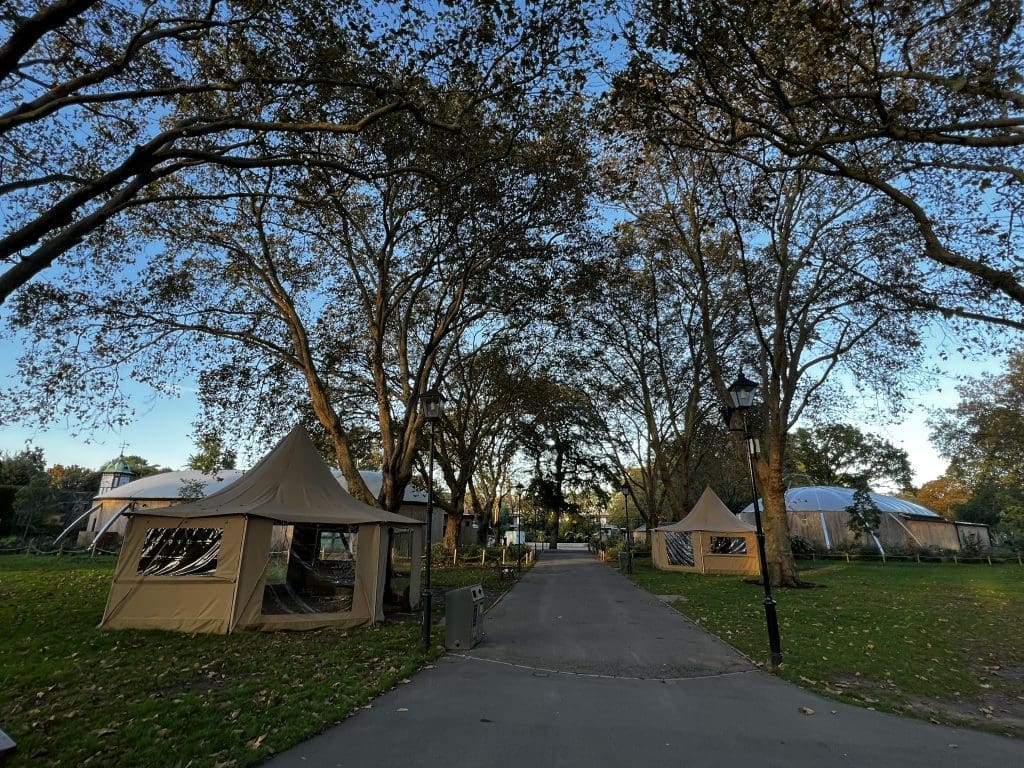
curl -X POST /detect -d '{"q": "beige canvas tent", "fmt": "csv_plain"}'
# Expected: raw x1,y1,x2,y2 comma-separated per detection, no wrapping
653,487,759,575
100,426,424,634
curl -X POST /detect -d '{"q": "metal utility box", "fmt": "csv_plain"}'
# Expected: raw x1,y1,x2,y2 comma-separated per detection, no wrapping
445,584,485,650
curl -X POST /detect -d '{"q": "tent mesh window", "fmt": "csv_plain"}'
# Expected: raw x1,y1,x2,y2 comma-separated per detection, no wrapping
709,536,747,554
262,524,357,615
137,527,223,576
665,532,694,566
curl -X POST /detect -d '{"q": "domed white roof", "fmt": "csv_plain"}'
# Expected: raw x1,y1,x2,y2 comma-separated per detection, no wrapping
740,486,942,519
332,469,428,505
96,468,427,504
96,470,245,499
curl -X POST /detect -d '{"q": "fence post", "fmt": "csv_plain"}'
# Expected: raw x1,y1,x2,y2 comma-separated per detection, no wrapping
954,554,958,565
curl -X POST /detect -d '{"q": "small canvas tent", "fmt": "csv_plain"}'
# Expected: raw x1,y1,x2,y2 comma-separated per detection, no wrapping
653,487,759,575
100,426,424,634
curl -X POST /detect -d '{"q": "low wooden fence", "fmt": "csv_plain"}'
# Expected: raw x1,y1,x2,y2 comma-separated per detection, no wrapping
796,551,1023,566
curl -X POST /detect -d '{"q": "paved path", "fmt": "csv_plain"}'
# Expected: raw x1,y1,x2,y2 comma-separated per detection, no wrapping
265,550,1023,768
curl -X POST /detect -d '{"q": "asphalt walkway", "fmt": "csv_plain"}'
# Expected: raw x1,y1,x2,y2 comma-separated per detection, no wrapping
264,549,1023,768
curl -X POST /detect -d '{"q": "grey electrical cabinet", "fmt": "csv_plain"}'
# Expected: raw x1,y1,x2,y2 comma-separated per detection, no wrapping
445,584,485,650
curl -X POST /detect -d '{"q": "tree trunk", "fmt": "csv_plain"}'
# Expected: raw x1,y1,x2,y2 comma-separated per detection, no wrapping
443,513,460,552
756,451,801,587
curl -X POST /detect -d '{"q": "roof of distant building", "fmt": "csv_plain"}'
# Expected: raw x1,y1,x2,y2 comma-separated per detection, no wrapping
739,485,942,519
95,468,428,504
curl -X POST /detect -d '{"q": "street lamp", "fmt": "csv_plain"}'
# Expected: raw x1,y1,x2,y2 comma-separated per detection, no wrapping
420,387,444,650
722,370,783,666
514,483,524,571
620,479,633,575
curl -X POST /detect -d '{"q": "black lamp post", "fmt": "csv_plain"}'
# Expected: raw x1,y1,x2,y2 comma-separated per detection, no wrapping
420,387,443,650
621,479,633,575
722,371,783,666
514,483,524,570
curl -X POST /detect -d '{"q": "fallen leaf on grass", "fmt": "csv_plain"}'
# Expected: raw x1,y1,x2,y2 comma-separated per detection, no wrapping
247,733,267,750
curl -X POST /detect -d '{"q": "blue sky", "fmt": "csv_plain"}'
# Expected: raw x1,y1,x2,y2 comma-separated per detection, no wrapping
0,376,203,471
0,326,1003,486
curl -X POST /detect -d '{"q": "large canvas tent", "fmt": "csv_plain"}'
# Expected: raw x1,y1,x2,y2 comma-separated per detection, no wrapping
76,467,427,546
653,487,759,575
100,426,424,634
738,486,992,552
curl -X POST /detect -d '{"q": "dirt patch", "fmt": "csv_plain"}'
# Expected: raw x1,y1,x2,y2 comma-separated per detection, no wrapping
905,692,1024,738
823,673,1024,739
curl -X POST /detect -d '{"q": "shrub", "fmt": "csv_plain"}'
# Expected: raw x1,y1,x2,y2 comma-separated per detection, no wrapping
789,534,816,555
960,533,984,557
430,542,448,565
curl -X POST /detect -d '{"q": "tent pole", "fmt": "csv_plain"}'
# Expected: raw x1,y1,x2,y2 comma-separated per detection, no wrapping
54,503,102,545
89,501,133,553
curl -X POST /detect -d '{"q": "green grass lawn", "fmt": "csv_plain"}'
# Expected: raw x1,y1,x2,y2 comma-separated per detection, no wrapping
0,554,514,768
628,557,1024,737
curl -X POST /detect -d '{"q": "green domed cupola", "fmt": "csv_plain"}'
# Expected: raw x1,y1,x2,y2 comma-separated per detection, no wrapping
98,456,134,493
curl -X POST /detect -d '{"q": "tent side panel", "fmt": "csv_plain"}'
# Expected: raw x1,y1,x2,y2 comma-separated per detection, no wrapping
781,511,821,548
693,531,707,573
100,514,243,634
231,517,275,631
876,513,910,549
905,519,961,550
652,531,667,570
956,523,991,548
408,526,423,610
100,516,147,626
356,523,386,624
819,511,855,550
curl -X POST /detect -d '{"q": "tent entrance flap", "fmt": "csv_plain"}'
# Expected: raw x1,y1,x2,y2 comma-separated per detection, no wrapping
262,523,358,616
